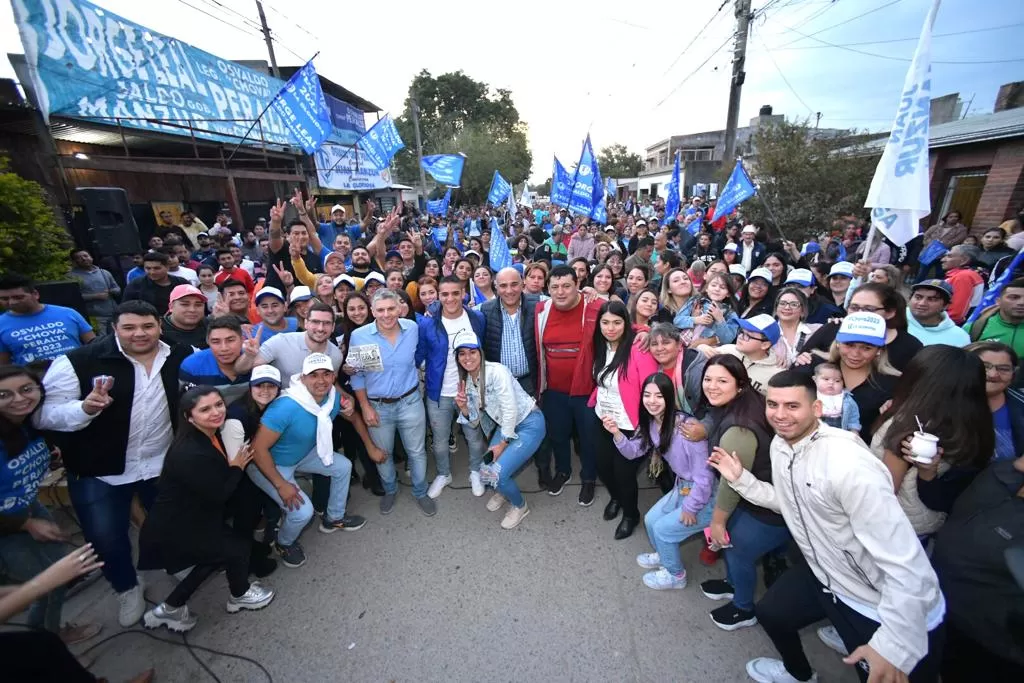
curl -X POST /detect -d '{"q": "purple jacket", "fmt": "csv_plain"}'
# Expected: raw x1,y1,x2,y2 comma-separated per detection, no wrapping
613,415,714,515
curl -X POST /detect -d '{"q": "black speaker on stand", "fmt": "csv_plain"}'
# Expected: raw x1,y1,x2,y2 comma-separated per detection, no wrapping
77,187,142,256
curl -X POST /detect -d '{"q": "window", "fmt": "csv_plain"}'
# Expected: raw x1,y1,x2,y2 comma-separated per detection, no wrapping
681,148,714,161
938,170,988,227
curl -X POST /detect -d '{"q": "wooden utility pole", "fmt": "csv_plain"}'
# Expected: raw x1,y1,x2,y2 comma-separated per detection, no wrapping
255,1,280,79
722,0,753,164
410,97,429,210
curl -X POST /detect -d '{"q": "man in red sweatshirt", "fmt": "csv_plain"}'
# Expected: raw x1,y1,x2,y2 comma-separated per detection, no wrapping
941,245,984,324
535,264,604,505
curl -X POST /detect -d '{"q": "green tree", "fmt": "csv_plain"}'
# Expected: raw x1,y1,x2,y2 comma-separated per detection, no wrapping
733,119,880,240
597,143,642,179
0,157,70,281
393,70,532,204
530,178,552,195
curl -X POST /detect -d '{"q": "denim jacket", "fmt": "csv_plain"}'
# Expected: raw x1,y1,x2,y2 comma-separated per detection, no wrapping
457,362,537,440
672,297,739,343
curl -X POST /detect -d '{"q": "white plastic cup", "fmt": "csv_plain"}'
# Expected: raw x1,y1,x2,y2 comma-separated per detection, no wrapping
910,431,939,464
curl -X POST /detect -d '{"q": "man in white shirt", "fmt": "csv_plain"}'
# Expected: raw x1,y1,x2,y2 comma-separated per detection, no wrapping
35,300,194,628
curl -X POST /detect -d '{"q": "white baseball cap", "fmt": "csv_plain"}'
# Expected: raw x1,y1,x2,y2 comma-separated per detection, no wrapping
333,274,357,290
331,204,346,214
289,286,313,304
836,312,887,347
785,268,815,287
250,365,281,387
255,286,285,304
729,264,747,278
829,261,855,278
748,267,772,283
724,242,738,252
362,272,386,288
301,352,335,375
741,225,757,235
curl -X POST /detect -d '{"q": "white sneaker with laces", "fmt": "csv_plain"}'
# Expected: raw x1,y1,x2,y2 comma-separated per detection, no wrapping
143,603,197,632
816,625,849,656
486,492,506,512
469,471,485,497
427,474,452,499
642,567,687,590
117,578,146,627
500,504,530,529
636,552,661,569
745,657,818,683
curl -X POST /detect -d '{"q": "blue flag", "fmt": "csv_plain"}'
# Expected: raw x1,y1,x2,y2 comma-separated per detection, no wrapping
664,153,681,224
712,160,756,221
421,154,466,186
551,157,572,207
357,115,405,169
967,248,1024,324
568,135,598,216
487,171,513,205
427,188,451,216
269,60,332,154
590,150,606,223
489,218,514,271
606,177,617,201
430,225,449,252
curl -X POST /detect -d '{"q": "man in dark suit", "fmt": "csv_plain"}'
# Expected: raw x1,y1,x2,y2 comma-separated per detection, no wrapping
736,225,767,272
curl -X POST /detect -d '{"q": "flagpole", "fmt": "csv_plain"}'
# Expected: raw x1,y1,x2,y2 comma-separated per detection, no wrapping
226,51,320,164
755,189,787,243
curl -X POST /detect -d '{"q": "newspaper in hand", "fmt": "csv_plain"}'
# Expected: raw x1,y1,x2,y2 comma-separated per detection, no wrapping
346,344,384,372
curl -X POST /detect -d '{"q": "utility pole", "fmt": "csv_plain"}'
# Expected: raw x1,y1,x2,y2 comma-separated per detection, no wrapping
255,1,280,79
410,96,429,211
722,0,752,165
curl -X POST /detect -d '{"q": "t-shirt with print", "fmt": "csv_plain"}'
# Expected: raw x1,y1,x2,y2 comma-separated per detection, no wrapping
261,394,341,466
0,305,92,365
0,433,50,515
440,312,475,397
542,297,585,394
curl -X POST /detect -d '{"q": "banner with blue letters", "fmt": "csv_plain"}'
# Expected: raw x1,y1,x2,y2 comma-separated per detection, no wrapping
315,144,391,190
487,171,513,205
420,154,466,186
357,115,405,169
427,188,452,216
711,160,756,221
269,60,332,154
551,157,572,207
568,135,598,216
324,94,365,145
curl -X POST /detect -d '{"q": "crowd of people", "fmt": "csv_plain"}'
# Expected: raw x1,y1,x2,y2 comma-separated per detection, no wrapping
1,191,1023,682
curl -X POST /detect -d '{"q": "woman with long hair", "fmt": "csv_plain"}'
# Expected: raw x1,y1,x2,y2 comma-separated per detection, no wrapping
660,268,697,320
675,273,740,347
762,252,788,288
470,265,496,307
569,257,591,288
417,276,439,312
514,234,533,262
139,386,274,632
606,250,626,289
629,289,661,331
591,264,624,302
423,257,442,280
868,264,902,287
624,265,650,305
694,356,788,632
197,264,220,313
337,292,373,351
967,341,1024,461
737,267,774,319
441,246,461,277
523,262,549,297
314,273,335,308
0,366,98,643
604,373,715,590
394,288,419,322
385,268,407,293
453,335,545,530
871,345,993,537
589,301,659,539
772,287,819,368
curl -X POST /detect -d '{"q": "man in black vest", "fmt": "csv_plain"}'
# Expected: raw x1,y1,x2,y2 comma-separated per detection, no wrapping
35,301,192,628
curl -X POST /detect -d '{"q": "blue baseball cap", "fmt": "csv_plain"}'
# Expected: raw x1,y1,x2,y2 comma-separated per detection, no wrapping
453,330,481,351
737,314,781,345
836,312,887,347
785,268,815,287
801,241,821,255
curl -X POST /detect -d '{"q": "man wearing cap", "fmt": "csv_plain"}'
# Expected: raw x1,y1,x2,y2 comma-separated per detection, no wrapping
178,316,257,404
543,227,569,261
249,352,366,569
252,287,298,342
161,284,210,349
785,269,842,325
940,245,985,324
686,314,783,399
315,204,363,249
737,225,766,272
906,280,970,347
192,232,216,264
827,261,855,310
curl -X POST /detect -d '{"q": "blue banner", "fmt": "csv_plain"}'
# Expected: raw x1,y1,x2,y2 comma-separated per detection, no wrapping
358,115,405,169
606,177,617,200
551,157,572,207
489,218,514,271
268,60,332,154
664,153,681,224
590,148,605,222
917,240,948,266
568,135,597,216
427,188,451,216
421,154,466,186
487,171,512,205
325,94,365,144
712,160,756,221
967,248,1024,323
431,225,449,252
315,144,391,190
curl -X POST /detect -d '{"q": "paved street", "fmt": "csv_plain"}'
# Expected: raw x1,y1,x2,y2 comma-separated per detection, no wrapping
60,451,858,683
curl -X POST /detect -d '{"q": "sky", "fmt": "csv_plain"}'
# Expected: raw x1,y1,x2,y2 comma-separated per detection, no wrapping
1,0,1022,182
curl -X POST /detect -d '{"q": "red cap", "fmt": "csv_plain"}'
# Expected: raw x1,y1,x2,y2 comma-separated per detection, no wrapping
168,284,207,306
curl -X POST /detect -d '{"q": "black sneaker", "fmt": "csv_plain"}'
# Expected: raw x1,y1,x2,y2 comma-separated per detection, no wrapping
319,514,367,533
547,471,570,496
578,482,596,507
709,602,758,631
274,541,306,569
700,579,735,601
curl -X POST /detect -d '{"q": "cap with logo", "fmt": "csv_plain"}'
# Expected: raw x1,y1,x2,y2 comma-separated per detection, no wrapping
911,279,953,302
785,268,815,287
829,261,855,279
453,330,481,351
254,286,285,304
301,352,335,376
250,365,282,387
737,313,781,345
836,312,887,347
169,284,207,306
289,286,313,304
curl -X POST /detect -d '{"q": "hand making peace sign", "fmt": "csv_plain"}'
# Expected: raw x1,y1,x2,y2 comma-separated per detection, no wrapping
82,376,114,415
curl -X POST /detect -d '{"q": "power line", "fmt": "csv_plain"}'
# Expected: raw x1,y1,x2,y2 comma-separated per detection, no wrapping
654,31,735,109
755,31,815,115
198,0,265,32
262,0,320,41
784,0,839,33
175,0,264,40
762,21,1024,50
775,0,904,48
662,0,730,75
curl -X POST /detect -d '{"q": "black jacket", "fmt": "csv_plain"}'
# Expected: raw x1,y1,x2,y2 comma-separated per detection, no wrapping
123,275,189,314
479,294,539,396
161,313,209,349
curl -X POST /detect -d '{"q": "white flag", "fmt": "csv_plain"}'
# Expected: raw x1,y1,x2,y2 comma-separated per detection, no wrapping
506,185,517,228
863,0,940,247
519,182,532,208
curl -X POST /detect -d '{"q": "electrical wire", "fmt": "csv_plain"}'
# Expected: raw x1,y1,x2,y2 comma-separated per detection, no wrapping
654,31,736,109
175,0,265,40
662,0,730,76
755,32,815,116
766,21,1024,49
197,0,266,33
262,1,320,41
774,0,903,48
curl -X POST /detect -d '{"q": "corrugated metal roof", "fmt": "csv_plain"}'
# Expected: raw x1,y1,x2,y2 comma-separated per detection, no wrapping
859,108,1024,152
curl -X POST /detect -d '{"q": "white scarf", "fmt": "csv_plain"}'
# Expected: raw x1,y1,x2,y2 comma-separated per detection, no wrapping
284,375,336,466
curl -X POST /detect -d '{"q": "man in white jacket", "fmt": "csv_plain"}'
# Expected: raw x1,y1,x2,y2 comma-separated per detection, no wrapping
710,371,945,683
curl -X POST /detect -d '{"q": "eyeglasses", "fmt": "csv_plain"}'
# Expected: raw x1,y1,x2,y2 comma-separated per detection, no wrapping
982,362,1014,376
738,330,767,343
847,304,884,313
777,300,802,309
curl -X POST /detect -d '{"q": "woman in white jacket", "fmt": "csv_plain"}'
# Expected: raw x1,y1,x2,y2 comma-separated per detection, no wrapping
453,332,546,529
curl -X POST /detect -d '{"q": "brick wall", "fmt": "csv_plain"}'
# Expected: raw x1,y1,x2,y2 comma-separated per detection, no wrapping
973,139,1024,228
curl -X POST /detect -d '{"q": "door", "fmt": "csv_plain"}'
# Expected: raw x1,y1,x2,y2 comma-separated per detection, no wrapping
937,171,988,227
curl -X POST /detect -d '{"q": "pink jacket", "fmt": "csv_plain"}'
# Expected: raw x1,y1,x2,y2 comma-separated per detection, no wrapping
588,342,659,428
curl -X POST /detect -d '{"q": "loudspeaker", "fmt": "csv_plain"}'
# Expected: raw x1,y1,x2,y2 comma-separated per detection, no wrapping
77,187,141,256
36,280,88,319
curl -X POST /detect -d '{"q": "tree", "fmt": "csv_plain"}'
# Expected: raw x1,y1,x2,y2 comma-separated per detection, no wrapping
597,144,642,179
393,70,532,204
732,119,880,240
0,157,70,281
530,178,551,195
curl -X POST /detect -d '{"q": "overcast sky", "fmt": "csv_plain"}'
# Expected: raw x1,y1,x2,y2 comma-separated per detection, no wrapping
2,0,1021,182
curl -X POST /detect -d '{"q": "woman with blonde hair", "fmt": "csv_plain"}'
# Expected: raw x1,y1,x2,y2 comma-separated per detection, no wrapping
659,268,697,319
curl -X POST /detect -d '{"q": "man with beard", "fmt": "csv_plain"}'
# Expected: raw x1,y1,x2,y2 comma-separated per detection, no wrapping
252,302,341,388
161,285,209,349
265,192,325,292
347,246,379,279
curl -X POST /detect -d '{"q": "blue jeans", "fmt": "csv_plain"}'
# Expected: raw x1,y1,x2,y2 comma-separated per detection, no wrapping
724,507,792,610
644,485,716,575
426,396,487,476
368,391,428,498
0,503,71,631
490,410,546,508
66,474,158,593
539,390,597,481
247,449,352,547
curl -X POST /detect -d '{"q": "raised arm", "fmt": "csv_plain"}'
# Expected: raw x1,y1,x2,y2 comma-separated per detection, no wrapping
269,197,287,253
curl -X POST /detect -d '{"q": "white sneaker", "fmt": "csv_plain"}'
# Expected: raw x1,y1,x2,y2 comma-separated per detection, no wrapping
144,603,197,633
500,504,530,529
636,552,662,569
746,657,818,683
486,492,506,512
117,578,146,627
816,625,849,656
642,567,687,590
427,474,452,499
469,471,485,497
